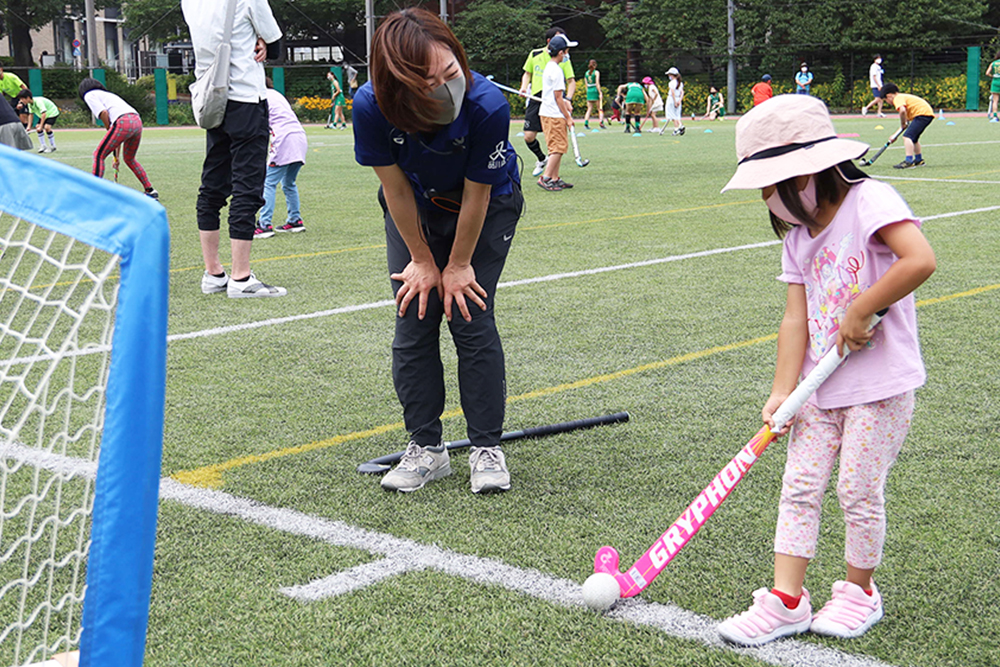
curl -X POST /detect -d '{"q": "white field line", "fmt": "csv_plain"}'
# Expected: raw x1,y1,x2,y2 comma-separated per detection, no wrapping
1,203,995,369
0,442,899,667
164,203,997,343
876,176,1000,185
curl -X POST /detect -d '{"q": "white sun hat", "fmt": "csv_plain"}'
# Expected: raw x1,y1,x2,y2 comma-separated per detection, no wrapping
721,95,869,192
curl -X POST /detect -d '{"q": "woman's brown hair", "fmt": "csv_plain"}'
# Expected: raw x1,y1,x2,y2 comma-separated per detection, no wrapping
370,7,473,134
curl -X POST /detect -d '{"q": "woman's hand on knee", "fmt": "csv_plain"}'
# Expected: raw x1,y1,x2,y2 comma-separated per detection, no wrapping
391,260,442,320
441,262,487,323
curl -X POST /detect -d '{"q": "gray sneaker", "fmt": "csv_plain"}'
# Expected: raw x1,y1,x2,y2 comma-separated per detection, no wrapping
469,447,510,494
381,442,452,492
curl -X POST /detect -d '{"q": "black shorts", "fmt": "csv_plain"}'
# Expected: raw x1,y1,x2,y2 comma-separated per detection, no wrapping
41,115,58,127
903,115,933,142
523,98,542,133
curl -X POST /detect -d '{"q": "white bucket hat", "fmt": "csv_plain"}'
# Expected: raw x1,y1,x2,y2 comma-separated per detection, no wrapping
665,67,680,76
721,95,869,192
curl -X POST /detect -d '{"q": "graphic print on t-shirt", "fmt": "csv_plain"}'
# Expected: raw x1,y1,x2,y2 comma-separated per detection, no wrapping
806,233,869,357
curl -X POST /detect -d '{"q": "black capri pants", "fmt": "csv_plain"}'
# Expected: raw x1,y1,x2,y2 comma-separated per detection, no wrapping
196,99,269,241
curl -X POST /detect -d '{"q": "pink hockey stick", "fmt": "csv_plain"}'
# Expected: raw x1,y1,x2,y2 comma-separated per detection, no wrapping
595,310,887,598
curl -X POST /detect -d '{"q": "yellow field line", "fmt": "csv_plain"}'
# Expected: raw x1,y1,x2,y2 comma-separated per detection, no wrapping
170,333,776,488
168,285,1000,489
915,282,1000,306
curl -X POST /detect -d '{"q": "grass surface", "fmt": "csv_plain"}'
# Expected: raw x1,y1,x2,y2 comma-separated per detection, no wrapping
31,112,1000,666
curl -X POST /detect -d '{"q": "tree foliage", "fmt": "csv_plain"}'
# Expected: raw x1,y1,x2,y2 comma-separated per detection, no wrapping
451,0,548,76
121,0,364,52
0,1,106,65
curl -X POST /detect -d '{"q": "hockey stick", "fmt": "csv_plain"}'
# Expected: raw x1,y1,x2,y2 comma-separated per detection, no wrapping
486,75,587,166
358,412,630,474
859,127,904,166
594,310,887,599
485,75,542,103
570,128,589,167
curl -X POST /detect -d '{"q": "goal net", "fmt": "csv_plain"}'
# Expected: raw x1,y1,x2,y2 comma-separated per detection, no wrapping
0,146,169,667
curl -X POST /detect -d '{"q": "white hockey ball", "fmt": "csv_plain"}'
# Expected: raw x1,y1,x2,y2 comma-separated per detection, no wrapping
582,572,621,611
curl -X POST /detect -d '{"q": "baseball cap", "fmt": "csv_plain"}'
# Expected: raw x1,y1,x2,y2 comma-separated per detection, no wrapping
722,95,869,192
547,34,578,55
665,67,680,76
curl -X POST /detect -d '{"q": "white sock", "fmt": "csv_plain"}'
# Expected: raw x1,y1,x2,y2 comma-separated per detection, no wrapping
46,132,55,148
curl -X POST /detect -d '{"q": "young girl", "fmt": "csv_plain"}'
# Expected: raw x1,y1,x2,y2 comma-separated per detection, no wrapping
700,86,725,120
582,60,605,130
665,67,685,135
717,94,936,646
326,72,348,129
642,76,663,133
256,78,308,237
78,78,158,199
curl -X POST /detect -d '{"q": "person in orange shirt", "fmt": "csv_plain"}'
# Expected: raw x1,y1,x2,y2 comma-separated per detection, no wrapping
880,83,934,169
752,75,773,106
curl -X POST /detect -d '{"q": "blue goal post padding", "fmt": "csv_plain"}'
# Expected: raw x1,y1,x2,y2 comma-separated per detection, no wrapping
0,145,169,667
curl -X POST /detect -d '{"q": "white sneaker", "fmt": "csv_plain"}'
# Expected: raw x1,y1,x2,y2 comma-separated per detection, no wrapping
861,107,868,116
469,446,510,493
201,270,228,294
718,588,812,646
810,581,883,638
878,112,886,118
531,158,548,177
381,442,452,492
227,271,287,298
38,145,47,153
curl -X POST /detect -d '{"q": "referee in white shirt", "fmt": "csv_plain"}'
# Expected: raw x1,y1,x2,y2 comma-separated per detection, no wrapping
182,0,287,298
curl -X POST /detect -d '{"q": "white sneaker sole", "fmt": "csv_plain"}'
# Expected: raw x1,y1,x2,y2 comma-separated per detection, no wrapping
381,463,453,492
227,287,288,298
201,281,228,294
276,227,306,233
471,476,511,494
810,605,883,638
718,617,811,646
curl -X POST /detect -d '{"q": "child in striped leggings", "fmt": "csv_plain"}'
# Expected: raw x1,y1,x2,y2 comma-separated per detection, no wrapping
79,78,158,199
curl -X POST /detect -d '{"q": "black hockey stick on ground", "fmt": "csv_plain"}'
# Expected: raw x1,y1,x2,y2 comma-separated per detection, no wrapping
357,412,630,474
859,127,903,166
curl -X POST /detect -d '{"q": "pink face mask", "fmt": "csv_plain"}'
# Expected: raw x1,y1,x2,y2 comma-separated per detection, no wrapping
764,176,818,225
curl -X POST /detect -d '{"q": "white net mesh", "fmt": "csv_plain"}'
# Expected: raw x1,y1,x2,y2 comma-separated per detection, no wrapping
0,211,119,667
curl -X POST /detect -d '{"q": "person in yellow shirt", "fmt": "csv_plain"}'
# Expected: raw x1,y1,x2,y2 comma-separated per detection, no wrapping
880,83,933,169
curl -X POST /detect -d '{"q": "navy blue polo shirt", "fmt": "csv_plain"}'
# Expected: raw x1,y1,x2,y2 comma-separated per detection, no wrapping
353,71,520,207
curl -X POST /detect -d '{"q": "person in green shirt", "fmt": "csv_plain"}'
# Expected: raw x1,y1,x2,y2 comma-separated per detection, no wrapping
17,90,60,153
518,27,576,176
987,50,1000,123
620,81,649,134
700,86,725,120
582,59,605,130
0,66,29,138
325,71,348,129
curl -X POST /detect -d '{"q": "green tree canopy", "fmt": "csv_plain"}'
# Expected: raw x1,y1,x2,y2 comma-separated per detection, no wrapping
0,1,106,65
452,0,548,77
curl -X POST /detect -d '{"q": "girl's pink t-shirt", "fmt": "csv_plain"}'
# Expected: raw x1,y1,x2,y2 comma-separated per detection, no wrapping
778,178,926,409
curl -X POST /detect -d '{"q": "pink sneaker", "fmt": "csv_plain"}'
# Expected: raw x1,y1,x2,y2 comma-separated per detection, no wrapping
718,588,812,646
810,581,883,638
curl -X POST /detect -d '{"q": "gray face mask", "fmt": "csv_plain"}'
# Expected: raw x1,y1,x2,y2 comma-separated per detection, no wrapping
429,71,466,125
